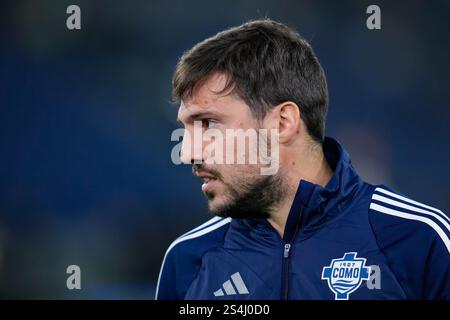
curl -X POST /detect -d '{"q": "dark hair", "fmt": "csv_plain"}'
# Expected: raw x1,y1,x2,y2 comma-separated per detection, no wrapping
173,19,328,143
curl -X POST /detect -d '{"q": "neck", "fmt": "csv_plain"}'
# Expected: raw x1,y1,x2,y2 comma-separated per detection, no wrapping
267,142,333,237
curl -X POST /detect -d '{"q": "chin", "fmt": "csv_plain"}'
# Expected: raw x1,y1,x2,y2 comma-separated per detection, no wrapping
207,200,223,214
207,196,231,216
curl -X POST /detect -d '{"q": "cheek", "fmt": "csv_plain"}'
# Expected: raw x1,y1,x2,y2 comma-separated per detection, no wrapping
222,132,261,165
220,164,261,184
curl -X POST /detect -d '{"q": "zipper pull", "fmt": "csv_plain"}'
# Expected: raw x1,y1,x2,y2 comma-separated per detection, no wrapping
283,243,291,258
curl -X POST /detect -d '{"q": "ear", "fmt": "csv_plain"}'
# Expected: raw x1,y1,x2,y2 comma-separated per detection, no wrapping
275,101,301,144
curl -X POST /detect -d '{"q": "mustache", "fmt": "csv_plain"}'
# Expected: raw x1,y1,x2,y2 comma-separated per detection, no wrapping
192,164,222,180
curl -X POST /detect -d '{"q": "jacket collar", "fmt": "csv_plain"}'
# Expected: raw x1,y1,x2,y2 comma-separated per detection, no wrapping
283,137,362,241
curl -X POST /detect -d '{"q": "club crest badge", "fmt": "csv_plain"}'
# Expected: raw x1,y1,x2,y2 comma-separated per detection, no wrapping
321,252,371,300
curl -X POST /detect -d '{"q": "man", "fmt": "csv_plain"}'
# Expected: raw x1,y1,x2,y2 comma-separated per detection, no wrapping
156,19,450,300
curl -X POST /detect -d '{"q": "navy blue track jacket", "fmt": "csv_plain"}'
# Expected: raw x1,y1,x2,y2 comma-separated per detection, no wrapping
156,137,450,300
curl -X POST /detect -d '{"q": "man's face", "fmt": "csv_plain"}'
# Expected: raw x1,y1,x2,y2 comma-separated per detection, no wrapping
177,73,285,219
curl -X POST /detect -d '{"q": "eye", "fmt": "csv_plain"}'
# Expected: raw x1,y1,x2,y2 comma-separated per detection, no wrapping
202,119,218,129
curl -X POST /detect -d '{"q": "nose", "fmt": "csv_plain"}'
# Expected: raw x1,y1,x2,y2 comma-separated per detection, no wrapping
180,129,203,164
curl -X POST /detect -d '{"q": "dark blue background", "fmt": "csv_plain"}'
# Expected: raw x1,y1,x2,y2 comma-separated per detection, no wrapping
0,0,449,298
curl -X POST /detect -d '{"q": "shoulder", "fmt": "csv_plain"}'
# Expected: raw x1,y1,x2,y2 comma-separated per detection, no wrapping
162,216,232,265
367,185,450,298
155,216,232,299
368,185,450,253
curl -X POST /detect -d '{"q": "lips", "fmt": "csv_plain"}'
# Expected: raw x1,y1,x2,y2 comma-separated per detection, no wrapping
201,178,218,192
195,172,219,192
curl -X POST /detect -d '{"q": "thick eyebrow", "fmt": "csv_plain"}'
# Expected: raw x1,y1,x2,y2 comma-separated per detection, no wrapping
177,110,222,124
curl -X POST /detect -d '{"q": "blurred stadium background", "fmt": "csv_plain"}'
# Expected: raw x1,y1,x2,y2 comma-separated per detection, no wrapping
0,0,449,298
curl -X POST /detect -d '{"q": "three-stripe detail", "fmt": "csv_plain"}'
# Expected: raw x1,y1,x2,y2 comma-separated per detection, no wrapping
370,187,450,253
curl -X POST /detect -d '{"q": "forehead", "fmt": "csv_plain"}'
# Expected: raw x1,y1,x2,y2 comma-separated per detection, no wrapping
177,73,248,122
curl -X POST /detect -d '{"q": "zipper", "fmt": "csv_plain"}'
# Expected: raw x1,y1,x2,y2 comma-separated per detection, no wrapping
283,243,291,258
279,180,314,300
280,204,304,300
281,243,292,300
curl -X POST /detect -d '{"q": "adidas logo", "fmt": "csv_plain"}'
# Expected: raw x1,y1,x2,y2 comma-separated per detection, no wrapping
213,272,249,297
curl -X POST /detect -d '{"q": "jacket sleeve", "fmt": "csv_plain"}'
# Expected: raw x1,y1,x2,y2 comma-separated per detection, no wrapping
422,231,450,299
369,186,450,299
154,239,210,300
155,247,178,300
154,217,230,300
